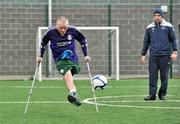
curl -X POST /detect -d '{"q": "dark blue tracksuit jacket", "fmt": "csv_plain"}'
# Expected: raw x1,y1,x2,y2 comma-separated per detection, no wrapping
141,19,177,97
142,19,177,56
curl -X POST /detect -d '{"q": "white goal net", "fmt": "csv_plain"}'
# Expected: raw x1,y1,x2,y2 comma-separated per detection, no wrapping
36,27,119,81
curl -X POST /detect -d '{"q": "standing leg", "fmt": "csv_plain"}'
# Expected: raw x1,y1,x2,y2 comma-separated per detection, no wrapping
144,56,158,100
149,56,159,96
158,56,170,100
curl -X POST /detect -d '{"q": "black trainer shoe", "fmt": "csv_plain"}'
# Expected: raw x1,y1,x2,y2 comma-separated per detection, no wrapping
67,94,81,106
159,95,166,100
158,91,166,100
144,95,156,101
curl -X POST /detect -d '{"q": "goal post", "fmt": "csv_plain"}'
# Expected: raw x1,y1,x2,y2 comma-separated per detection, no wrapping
36,26,119,81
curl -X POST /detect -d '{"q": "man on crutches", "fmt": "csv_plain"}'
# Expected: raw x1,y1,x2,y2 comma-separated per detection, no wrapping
36,16,90,106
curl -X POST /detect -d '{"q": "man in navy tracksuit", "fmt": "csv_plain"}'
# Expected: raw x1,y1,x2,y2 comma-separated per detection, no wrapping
140,8,178,100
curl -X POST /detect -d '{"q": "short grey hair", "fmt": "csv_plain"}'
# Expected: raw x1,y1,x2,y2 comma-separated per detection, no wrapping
56,16,69,25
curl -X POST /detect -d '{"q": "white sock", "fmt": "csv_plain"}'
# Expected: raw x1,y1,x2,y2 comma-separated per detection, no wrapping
70,89,77,95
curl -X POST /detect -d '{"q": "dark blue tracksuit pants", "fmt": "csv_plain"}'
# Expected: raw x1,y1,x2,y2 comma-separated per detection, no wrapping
148,55,170,97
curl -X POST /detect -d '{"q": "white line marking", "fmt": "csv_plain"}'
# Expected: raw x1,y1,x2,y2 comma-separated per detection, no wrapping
91,95,174,98
0,85,179,88
1,95,180,109
82,95,180,109
0,86,64,89
95,103,180,109
98,100,180,103
0,101,68,104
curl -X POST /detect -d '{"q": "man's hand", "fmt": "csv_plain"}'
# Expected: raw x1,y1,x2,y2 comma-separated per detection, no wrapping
36,56,43,64
171,51,178,61
140,56,147,64
84,56,91,62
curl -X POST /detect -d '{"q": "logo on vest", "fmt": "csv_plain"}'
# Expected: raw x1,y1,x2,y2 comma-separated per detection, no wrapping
68,35,72,40
60,69,64,74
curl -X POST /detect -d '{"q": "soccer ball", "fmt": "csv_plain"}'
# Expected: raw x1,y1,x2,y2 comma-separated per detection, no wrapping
92,74,108,90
